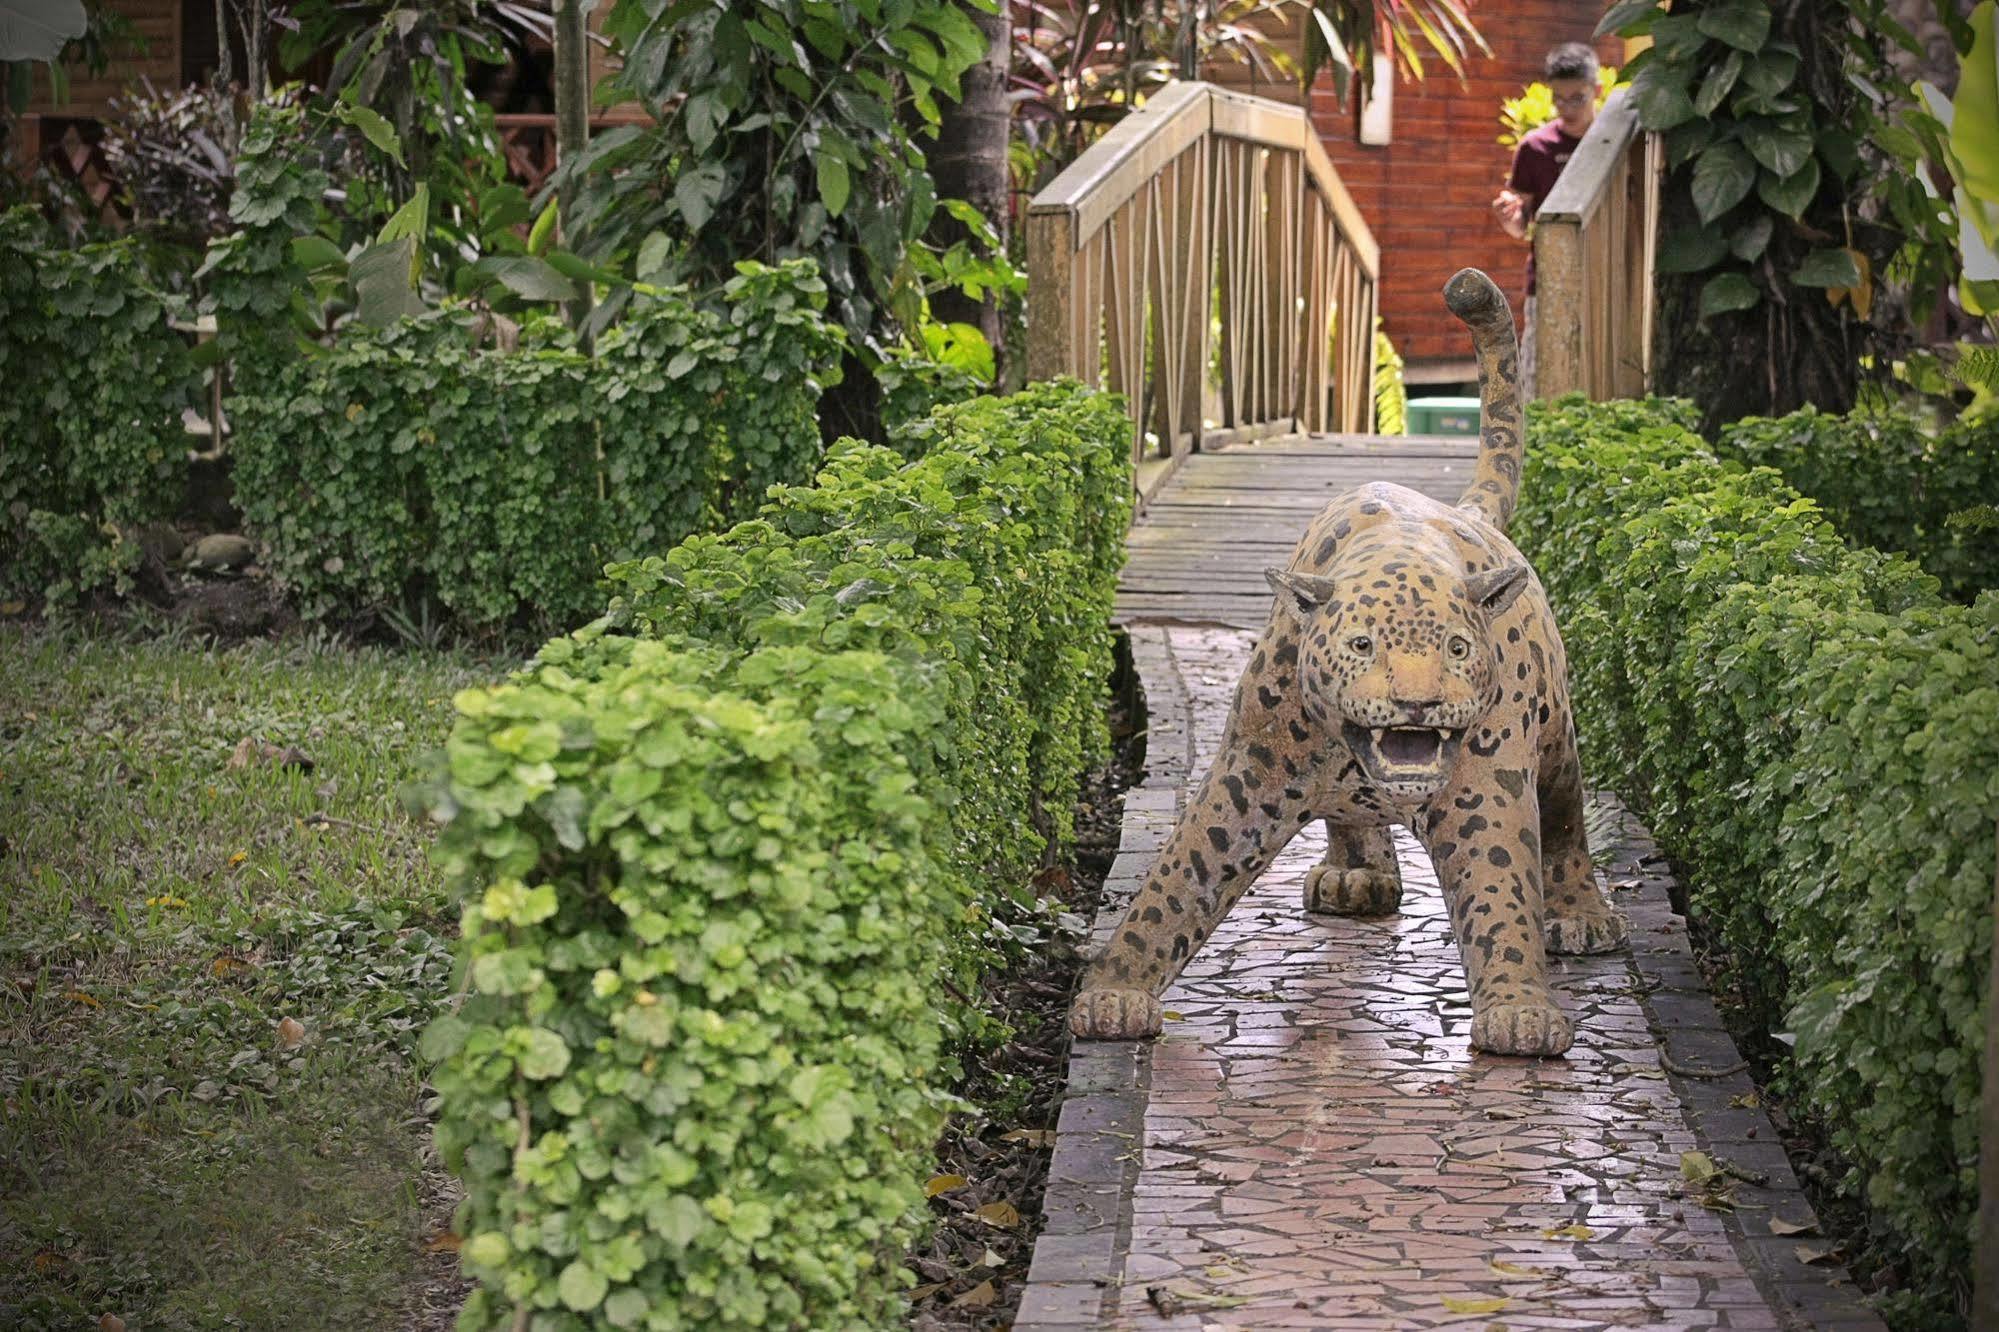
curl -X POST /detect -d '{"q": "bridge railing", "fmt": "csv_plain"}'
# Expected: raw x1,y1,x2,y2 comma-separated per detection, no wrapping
1531,87,1661,400
1025,81,1380,479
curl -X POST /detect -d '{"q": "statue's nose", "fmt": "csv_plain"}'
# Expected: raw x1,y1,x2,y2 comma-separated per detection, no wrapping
1397,698,1442,724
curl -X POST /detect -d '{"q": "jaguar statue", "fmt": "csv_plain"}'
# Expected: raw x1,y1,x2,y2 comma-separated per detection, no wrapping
1069,267,1626,1057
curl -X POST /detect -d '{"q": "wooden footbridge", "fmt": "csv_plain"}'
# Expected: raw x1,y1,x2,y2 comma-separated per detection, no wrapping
1011,81,1888,1332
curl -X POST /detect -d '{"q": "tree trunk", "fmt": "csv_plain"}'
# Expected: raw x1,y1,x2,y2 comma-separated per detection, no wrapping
552,0,593,348
924,0,1010,377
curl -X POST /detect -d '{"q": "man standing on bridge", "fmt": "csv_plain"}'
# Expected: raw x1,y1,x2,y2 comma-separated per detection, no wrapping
1491,41,1600,398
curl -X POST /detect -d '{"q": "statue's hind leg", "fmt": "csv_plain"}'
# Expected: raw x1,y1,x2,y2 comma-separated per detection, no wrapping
1304,819,1403,916
1538,727,1627,955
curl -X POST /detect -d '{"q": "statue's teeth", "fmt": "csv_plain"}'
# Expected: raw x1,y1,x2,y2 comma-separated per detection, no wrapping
1370,728,1384,746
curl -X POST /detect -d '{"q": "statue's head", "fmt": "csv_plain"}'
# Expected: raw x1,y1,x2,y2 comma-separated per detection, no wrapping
1266,551,1528,802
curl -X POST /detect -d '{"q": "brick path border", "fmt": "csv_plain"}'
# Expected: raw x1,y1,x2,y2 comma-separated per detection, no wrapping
1016,624,1887,1332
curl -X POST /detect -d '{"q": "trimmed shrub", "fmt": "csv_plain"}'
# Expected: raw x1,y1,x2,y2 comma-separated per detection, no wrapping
0,207,201,605
1715,405,1999,602
1515,395,1995,1327
427,380,1132,1329
226,263,844,629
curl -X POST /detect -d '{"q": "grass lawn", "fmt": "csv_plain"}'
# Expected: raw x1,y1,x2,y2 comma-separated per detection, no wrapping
0,623,497,1330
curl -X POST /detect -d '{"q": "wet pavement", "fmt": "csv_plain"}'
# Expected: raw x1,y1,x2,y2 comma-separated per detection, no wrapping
1016,617,1886,1332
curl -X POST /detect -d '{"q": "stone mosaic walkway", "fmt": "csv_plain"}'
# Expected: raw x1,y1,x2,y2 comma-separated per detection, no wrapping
1017,442,1887,1332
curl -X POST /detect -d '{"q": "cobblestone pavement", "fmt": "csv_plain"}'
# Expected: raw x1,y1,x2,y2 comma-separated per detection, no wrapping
1017,624,1886,1332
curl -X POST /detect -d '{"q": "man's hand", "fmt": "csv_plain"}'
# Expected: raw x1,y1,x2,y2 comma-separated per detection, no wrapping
1491,188,1530,241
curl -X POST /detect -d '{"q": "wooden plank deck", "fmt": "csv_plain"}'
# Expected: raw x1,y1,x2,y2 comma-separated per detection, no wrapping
1115,432,1481,628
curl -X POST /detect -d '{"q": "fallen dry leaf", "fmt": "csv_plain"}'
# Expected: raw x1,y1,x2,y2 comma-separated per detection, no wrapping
905,1282,946,1302
424,1231,462,1253
1161,1009,1185,1021
228,851,248,867
923,1174,967,1199
1442,1295,1512,1315
978,1247,1004,1268
1768,1216,1817,1237
1000,1128,1056,1148
210,956,253,977
948,1280,996,1309
276,1016,306,1048
1540,1224,1593,1241
98,1316,125,1332
1484,1106,1529,1120
1486,1259,1550,1278
973,1200,1021,1228
1680,1151,1720,1184
1796,1245,1836,1265
1728,1091,1762,1109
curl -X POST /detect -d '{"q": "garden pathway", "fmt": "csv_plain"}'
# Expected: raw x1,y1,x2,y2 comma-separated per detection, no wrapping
1016,436,1887,1332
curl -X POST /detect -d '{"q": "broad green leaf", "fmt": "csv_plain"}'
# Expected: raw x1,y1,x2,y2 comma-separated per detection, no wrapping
1791,247,1863,288
1950,2,1999,206
517,1027,571,1079
528,198,560,255
636,230,675,280
545,250,623,285
816,150,851,217
1694,50,1743,117
558,1261,608,1312
603,1288,650,1329
1699,270,1761,316
474,255,580,302
1741,120,1814,177
1630,60,1697,130
1696,0,1771,52
1657,225,1728,274
418,1014,471,1062
349,237,425,327
1594,0,1660,39
674,162,726,232
291,234,347,272
1692,142,1757,223
337,102,405,167
1729,213,1775,261
1741,47,1798,97
1758,156,1820,217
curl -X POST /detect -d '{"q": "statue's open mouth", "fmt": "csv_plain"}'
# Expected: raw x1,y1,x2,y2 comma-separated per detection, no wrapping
1342,720,1462,786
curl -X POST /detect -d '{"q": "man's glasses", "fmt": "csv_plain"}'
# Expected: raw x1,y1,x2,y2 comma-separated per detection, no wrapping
1552,91,1592,109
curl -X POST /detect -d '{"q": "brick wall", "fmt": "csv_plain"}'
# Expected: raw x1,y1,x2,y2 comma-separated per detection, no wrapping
1305,1,1621,374
21,0,180,120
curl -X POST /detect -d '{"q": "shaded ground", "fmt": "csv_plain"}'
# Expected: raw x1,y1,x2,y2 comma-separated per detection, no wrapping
0,624,486,1330
907,643,1145,1331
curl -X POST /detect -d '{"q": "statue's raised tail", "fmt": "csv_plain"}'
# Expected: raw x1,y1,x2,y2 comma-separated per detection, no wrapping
1443,267,1524,532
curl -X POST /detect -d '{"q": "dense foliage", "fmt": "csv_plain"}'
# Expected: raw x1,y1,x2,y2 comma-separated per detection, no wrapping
425,381,1131,1328
0,208,200,606
567,0,990,357
1600,0,1923,424
227,262,843,627
1515,396,1995,1328
1714,406,1999,602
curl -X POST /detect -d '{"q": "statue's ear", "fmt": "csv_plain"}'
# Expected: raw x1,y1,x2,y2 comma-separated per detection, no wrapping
1265,568,1340,622
1466,563,1530,616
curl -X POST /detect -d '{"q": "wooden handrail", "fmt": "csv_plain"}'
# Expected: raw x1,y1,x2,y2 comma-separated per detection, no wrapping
1532,87,1662,400
1026,81,1380,481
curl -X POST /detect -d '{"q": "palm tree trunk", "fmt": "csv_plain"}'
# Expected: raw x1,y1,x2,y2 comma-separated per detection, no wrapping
553,0,594,348
926,0,1010,375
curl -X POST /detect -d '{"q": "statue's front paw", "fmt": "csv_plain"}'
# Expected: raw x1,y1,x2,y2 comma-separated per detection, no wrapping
1304,865,1403,916
1069,987,1163,1041
1470,1000,1574,1057
1546,912,1628,955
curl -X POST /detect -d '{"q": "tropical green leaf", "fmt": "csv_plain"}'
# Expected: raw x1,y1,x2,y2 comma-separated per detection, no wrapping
1758,156,1821,218
1694,50,1744,117
1791,248,1863,287
1741,120,1814,177
473,255,580,302
1657,225,1729,274
816,149,851,217
1692,142,1757,223
1699,270,1761,316
1631,59,1698,130
0,0,85,63
1595,0,1661,39
1729,213,1775,261
336,102,405,167
1696,0,1772,52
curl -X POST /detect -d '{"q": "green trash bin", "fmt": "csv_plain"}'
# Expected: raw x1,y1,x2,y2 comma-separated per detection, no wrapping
1405,396,1482,436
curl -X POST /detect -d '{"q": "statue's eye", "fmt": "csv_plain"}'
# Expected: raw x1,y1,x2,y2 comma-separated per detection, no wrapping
1448,635,1471,659
1348,635,1373,655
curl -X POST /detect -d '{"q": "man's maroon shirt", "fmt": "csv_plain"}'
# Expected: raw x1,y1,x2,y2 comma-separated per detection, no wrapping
1507,120,1583,295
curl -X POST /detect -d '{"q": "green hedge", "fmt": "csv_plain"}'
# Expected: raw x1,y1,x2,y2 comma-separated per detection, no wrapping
1516,396,1996,1327
0,207,201,605
226,264,844,627
1715,406,1999,602
426,380,1131,1329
